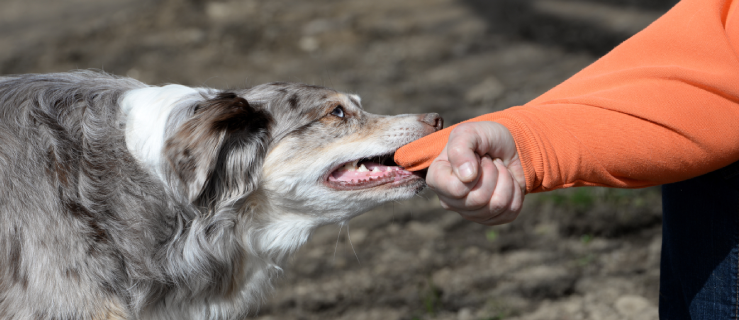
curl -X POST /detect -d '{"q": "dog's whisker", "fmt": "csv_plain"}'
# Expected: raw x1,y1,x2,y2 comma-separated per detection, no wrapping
346,223,361,264
333,222,343,262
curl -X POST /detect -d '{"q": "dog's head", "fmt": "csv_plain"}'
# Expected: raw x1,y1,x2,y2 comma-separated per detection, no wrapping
121,82,441,224
251,83,441,224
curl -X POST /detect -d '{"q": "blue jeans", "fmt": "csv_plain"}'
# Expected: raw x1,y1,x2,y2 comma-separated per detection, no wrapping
660,161,739,319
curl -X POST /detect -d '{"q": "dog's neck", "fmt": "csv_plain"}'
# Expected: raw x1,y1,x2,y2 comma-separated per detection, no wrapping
119,85,209,182
120,84,320,284
243,193,319,263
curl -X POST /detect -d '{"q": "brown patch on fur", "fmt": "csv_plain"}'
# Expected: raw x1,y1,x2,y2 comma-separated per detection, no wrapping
9,224,28,289
287,94,299,109
304,94,345,121
268,82,290,86
92,299,128,320
61,196,93,219
219,256,247,300
298,84,325,90
64,267,81,282
165,92,271,203
348,96,360,108
88,220,109,243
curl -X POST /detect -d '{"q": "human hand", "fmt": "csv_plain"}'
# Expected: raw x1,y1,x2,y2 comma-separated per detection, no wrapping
426,121,526,225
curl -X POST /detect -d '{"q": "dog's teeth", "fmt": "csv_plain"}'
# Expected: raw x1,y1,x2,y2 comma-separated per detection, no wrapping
372,167,381,173
386,167,393,172
352,160,359,168
357,164,369,172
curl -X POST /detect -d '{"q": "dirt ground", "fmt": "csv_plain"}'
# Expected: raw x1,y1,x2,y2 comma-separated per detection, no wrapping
0,0,679,318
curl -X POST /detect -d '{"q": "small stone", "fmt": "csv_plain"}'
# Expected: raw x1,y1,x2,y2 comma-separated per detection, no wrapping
349,228,368,245
299,36,319,52
407,221,444,240
457,308,473,320
126,68,141,79
464,77,505,105
615,295,656,318
386,223,401,235
205,2,231,20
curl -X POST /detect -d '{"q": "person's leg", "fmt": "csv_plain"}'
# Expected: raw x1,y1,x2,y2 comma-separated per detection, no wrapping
660,162,739,319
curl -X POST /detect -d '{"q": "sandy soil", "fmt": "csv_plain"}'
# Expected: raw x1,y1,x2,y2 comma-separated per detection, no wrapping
0,0,679,318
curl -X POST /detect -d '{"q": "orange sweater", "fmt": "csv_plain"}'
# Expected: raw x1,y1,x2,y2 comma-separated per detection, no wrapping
395,0,739,193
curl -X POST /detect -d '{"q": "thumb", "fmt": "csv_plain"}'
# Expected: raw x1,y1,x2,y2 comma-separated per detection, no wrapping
446,124,485,183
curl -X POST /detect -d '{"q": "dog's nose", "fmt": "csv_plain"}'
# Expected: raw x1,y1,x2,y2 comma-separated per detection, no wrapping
419,113,443,132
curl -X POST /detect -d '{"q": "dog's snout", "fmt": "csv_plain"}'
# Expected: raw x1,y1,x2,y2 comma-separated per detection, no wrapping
419,113,443,132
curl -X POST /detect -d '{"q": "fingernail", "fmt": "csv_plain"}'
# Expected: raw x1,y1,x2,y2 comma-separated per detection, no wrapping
458,162,475,180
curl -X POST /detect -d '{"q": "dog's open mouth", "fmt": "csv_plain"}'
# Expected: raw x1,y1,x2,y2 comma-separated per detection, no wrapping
326,154,421,190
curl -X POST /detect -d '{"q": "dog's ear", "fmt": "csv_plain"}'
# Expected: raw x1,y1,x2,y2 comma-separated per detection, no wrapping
165,92,271,205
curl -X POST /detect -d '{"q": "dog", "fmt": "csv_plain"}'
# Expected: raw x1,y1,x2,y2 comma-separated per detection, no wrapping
0,71,442,320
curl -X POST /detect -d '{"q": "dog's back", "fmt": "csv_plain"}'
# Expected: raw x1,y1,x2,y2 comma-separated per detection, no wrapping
0,72,312,319
0,72,160,319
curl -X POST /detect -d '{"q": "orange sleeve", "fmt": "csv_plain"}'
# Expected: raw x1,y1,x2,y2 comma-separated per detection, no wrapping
395,0,739,193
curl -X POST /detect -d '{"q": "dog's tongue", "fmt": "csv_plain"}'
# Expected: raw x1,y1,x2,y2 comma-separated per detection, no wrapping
330,161,405,182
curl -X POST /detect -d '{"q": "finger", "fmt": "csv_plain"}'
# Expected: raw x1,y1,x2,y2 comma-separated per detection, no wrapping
509,174,525,214
436,156,497,211
446,124,483,183
453,160,519,226
478,161,523,226
487,158,515,216
427,149,481,200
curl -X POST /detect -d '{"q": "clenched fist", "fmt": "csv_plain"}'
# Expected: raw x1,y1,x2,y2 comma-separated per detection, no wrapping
426,121,526,225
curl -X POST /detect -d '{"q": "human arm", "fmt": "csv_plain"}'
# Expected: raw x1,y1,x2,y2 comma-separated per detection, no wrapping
396,0,739,195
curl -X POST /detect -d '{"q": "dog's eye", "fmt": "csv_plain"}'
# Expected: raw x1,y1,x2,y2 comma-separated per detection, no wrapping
330,106,345,118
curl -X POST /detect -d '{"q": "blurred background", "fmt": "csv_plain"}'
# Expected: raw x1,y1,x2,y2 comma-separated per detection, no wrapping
1,0,679,319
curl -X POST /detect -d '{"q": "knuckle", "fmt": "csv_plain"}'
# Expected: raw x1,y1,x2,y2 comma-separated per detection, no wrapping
510,199,524,214
427,178,439,190
488,201,506,215
425,166,440,183
447,183,470,199
488,190,512,212
454,123,477,134
426,170,470,199
465,195,488,210
447,145,470,159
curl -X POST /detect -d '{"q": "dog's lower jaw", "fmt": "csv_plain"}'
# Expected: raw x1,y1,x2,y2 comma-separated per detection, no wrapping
261,162,427,226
